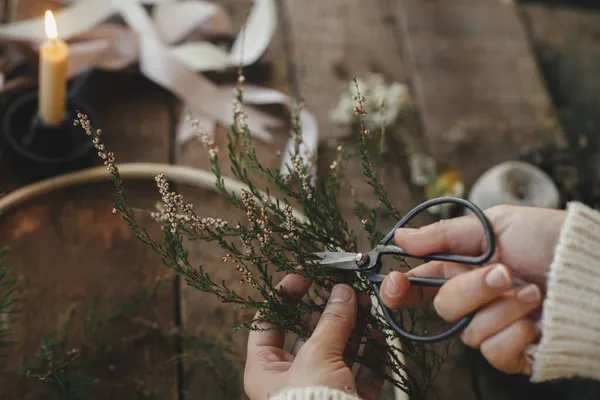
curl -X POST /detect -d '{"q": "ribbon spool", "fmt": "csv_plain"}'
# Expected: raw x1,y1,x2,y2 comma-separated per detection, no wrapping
467,161,561,213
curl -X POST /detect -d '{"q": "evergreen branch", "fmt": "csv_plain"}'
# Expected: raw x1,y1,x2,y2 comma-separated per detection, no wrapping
18,272,240,399
352,79,402,220
71,73,445,399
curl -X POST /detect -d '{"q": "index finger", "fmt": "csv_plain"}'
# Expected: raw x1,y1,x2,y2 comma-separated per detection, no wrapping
394,212,493,257
379,261,470,309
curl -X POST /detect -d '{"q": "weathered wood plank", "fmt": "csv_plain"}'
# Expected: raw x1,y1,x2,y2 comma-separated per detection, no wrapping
0,1,179,397
398,0,563,187
285,0,409,134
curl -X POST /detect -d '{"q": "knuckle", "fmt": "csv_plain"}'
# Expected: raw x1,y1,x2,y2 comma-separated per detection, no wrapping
299,339,318,354
433,294,454,322
515,319,537,346
434,219,452,240
439,262,453,279
512,318,534,337
432,219,447,231
488,204,511,216
488,204,505,214
481,346,521,374
253,347,280,363
434,283,465,322
480,320,532,374
321,306,352,326
296,339,323,360
460,326,482,349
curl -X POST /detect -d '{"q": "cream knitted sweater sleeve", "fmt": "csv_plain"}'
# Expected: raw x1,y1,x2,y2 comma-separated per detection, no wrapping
531,201,600,382
270,386,360,400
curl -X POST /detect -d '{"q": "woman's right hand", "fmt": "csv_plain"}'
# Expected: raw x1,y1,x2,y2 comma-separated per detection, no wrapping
379,204,566,375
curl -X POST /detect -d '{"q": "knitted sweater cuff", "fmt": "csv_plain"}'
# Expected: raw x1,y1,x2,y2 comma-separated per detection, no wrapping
270,386,361,400
531,201,600,382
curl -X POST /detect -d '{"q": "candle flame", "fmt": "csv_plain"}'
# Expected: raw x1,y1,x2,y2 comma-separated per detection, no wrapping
44,10,57,40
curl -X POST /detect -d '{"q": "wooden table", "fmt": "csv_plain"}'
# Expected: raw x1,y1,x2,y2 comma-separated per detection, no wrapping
0,1,596,399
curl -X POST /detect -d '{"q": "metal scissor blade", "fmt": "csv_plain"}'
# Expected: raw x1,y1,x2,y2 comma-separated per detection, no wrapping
310,252,359,265
307,252,362,271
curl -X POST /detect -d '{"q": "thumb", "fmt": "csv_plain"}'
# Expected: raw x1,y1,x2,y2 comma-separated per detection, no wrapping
307,284,357,355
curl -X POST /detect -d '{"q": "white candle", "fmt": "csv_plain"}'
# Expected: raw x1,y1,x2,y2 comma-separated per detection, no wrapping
39,10,68,126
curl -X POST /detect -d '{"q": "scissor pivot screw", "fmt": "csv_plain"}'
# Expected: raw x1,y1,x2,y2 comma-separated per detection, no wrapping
355,253,369,266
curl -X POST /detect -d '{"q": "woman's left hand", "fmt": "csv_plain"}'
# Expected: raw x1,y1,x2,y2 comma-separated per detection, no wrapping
244,273,385,400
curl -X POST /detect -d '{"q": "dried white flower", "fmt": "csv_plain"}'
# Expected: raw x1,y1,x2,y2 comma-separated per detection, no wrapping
282,203,298,240
329,73,411,129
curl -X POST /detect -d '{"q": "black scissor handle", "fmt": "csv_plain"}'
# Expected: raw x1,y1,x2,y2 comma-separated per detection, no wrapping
372,276,475,343
381,196,495,266
372,197,494,342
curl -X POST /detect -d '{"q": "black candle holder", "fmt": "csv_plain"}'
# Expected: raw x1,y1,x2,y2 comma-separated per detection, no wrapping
0,90,98,180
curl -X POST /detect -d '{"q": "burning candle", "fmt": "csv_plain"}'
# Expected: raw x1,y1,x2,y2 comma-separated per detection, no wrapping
39,10,68,125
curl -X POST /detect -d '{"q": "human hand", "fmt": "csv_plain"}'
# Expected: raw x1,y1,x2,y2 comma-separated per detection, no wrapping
379,204,566,374
244,273,385,400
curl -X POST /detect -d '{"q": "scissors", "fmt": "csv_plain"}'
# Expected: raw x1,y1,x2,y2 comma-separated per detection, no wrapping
311,196,495,344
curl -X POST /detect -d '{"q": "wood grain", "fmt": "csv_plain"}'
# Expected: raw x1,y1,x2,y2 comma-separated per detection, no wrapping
398,0,564,187
0,0,179,395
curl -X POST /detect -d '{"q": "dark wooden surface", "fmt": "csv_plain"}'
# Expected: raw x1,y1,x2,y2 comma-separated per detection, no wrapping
519,1,600,176
0,2,178,399
1,0,597,399
397,0,564,188
0,62,179,400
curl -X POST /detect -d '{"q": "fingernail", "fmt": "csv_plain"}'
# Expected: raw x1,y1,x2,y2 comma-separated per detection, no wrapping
485,264,511,289
329,284,352,303
517,284,541,305
384,274,400,297
395,227,416,235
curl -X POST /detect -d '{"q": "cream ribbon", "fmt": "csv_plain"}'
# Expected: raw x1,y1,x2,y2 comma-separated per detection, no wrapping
0,0,318,175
